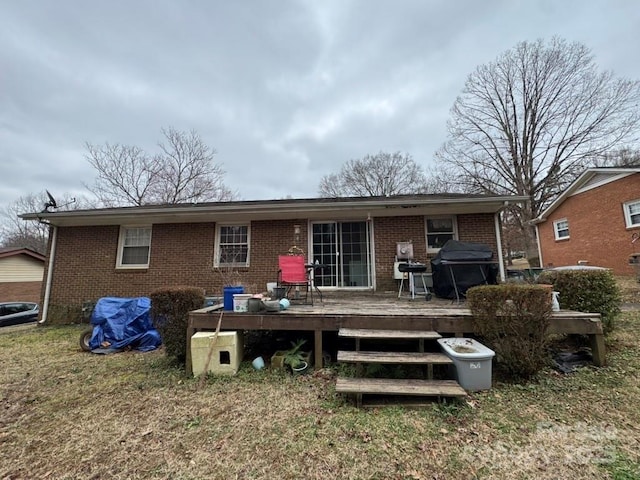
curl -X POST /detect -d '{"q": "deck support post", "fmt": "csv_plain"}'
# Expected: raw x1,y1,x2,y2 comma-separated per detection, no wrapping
314,329,323,368
590,333,606,367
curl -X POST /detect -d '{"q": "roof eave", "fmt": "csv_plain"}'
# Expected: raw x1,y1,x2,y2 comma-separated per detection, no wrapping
21,195,528,227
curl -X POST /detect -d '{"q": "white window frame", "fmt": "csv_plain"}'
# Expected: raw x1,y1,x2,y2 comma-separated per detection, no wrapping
623,199,640,228
425,216,458,253
116,226,152,269
553,219,570,240
214,223,251,268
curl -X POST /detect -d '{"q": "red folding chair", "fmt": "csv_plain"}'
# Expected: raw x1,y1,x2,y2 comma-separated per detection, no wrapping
278,255,313,305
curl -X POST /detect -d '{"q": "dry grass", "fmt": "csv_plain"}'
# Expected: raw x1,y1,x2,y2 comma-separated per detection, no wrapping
1,314,640,479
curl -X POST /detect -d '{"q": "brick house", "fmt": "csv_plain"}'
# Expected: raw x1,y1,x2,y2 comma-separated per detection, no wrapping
22,194,526,323
0,247,45,303
532,167,640,275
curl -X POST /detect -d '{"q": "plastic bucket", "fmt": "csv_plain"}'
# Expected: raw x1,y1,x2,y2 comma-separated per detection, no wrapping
273,287,286,299
223,286,244,311
266,282,277,294
252,356,265,370
233,293,252,312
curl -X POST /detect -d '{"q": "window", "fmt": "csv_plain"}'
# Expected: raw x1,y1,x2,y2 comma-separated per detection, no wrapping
553,219,570,240
215,224,250,267
425,217,457,252
624,200,640,228
117,226,151,268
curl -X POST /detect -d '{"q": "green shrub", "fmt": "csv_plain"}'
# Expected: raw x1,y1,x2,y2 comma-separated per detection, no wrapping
537,269,621,334
150,286,205,364
467,284,552,380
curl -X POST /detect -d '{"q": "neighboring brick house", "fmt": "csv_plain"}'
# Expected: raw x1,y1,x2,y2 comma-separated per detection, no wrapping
0,247,45,303
21,194,526,323
532,167,640,275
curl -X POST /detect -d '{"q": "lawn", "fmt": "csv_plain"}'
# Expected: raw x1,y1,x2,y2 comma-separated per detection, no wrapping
1,313,639,479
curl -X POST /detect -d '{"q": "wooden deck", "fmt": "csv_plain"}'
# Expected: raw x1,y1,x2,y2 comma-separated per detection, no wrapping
186,292,605,375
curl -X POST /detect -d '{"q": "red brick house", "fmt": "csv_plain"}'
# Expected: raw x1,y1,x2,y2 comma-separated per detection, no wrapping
0,247,45,303
21,194,526,323
532,167,640,275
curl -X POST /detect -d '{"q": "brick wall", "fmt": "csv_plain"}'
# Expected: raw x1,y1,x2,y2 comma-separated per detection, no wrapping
0,281,42,303
537,173,640,275
373,213,498,292
43,214,500,310
45,220,309,308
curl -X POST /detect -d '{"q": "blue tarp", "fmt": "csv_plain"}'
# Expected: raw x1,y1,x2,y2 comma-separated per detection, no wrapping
88,297,161,352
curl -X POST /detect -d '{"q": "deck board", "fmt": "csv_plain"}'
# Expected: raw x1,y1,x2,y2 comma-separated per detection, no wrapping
337,350,452,364
335,377,466,397
338,328,441,339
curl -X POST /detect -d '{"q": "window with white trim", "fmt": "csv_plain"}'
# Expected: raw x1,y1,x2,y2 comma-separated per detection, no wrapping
425,216,457,252
117,226,152,268
553,219,570,240
623,200,640,228
215,224,250,267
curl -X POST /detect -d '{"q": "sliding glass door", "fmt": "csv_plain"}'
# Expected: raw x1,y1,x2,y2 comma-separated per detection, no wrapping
311,221,372,288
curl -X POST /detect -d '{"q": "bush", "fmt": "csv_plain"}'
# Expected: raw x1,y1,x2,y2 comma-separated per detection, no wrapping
537,269,621,334
467,284,552,380
150,286,205,364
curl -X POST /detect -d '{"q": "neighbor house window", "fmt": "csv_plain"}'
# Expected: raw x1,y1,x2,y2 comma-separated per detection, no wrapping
553,219,570,240
623,200,640,228
215,224,250,267
117,226,151,268
425,216,457,252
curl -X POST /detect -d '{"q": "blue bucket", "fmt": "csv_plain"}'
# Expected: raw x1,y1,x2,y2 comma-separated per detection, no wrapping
223,286,244,311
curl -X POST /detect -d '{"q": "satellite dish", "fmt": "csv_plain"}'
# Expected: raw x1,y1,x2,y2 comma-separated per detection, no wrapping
42,190,58,212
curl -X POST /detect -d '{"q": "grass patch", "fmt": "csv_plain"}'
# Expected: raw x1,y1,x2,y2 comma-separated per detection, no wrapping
1,316,640,479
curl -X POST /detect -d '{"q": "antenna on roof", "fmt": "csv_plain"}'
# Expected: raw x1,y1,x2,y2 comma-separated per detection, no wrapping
42,190,58,212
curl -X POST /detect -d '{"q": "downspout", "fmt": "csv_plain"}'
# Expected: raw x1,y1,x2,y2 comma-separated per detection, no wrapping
39,225,57,324
494,211,506,282
534,224,543,268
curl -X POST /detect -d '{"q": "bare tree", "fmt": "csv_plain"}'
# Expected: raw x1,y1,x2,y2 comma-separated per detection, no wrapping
85,128,235,206
318,151,433,197
153,128,235,203
85,143,160,207
0,192,91,254
592,147,640,167
436,37,640,258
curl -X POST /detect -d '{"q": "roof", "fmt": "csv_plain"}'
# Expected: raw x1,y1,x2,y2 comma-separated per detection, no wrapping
532,167,640,224
0,247,46,262
19,193,529,227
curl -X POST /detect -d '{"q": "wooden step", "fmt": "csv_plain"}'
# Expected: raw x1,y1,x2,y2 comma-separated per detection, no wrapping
335,377,466,397
337,350,453,365
338,328,441,340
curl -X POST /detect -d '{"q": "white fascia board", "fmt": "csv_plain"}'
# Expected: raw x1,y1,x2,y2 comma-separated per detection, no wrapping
21,195,529,227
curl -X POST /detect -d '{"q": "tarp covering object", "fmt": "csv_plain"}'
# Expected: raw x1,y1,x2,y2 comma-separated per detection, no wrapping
430,240,499,299
88,297,161,352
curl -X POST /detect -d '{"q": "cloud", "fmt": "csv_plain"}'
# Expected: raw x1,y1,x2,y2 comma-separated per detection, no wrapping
0,0,638,212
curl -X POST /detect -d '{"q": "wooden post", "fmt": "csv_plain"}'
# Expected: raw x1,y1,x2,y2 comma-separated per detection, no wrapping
314,329,323,368
590,333,606,367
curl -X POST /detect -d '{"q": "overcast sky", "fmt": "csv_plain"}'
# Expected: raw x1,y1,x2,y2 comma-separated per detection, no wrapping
1,0,639,210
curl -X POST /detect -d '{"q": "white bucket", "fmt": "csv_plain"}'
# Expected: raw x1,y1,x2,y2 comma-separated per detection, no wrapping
233,293,252,312
266,282,277,294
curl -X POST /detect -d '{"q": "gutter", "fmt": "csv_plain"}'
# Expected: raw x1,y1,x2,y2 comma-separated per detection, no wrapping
39,225,57,324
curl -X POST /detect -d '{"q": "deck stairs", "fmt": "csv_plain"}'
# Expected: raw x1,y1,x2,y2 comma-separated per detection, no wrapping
336,328,466,407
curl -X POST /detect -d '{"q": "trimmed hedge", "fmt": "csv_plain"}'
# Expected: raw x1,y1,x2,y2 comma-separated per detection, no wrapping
150,286,205,364
467,284,552,380
537,269,621,334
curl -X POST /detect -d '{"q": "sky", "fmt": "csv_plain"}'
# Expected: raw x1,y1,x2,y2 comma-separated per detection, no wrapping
1,0,640,211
